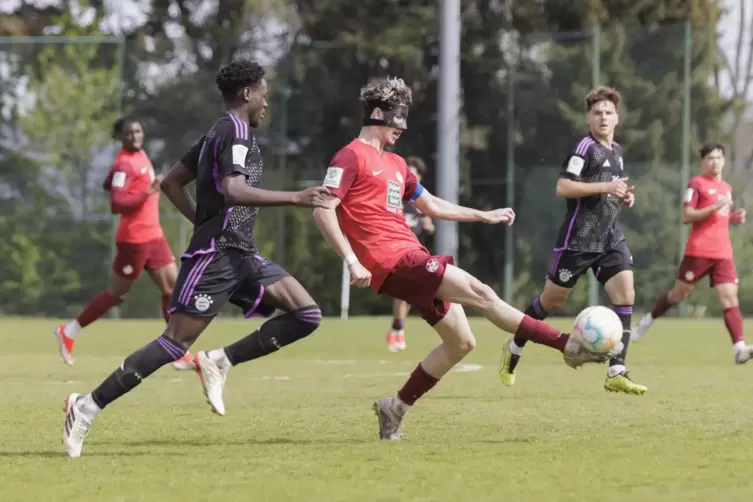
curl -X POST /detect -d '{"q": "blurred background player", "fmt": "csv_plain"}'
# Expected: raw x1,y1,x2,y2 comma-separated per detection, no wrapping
386,156,435,352
61,60,331,458
500,86,646,395
632,143,753,363
313,76,615,441
54,116,177,366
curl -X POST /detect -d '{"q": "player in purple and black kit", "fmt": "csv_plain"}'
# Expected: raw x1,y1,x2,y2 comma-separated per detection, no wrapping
498,86,647,396
60,60,332,458
386,156,435,352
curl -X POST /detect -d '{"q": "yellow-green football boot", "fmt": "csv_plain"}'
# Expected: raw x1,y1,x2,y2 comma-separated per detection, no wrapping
604,371,647,395
498,338,519,387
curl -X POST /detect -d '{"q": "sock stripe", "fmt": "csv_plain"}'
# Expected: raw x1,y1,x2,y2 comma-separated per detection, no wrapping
532,296,547,317
157,335,186,360
612,305,633,315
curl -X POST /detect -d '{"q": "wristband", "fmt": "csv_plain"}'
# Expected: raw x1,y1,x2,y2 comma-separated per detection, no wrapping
344,253,358,265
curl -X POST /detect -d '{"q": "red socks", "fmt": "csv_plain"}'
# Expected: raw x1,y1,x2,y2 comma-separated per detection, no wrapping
723,306,744,344
76,291,118,327
397,364,439,405
651,291,675,319
515,315,569,352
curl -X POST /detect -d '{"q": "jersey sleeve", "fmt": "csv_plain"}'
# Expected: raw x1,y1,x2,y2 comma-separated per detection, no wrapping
180,136,205,177
108,161,149,213
402,166,425,202
683,178,701,208
560,140,593,181
323,148,360,199
215,121,252,180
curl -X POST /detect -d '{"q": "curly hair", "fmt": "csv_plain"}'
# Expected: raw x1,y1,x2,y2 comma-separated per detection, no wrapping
360,76,413,108
405,156,427,176
216,59,266,102
111,115,143,139
585,86,621,112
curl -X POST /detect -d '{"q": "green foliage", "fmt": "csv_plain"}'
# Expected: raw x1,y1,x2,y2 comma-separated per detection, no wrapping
18,8,120,215
3,0,753,320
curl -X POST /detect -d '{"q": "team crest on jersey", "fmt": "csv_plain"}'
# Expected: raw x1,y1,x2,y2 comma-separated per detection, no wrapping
194,294,214,312
426,258,439,273
386,180,402,212
395,171,404,183
558,269,573,283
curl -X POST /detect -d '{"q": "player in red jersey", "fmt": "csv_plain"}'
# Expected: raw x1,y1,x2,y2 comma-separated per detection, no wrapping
632,143,753,363
313,77,620,440
54,116,178,365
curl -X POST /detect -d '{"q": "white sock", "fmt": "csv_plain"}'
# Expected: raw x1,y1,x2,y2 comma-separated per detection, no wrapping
642,313,654,325
394,395,411,414
65,320,81,339
733,341,747,352
607,364,626,377
207,348,232,369
508,339,524,355
80,393,102,418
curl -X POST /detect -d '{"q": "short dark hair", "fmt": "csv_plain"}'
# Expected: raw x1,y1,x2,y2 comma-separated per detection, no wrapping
699,142,725,159
406,156,427,176
215,60,266,102
585,86,621,112
112,115,143,139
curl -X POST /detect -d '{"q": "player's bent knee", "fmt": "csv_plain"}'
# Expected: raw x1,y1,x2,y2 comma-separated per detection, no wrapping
457,335,476,354
290,305,322,336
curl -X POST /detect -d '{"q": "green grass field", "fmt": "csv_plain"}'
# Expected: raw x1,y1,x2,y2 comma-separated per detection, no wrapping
1,316,753,501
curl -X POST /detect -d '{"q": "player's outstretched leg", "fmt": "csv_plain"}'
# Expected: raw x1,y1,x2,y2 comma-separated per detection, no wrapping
387,299,409,352
374,303,472,440
61,314,210,457
632,280,692,342
504,282,571,385
434,265,615,389
54,273,135,366
190,277,321,416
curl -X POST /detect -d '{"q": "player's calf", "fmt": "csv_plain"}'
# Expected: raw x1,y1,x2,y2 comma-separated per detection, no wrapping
195,305,322,415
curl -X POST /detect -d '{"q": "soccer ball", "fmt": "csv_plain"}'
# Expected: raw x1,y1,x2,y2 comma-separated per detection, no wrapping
573,306,623,354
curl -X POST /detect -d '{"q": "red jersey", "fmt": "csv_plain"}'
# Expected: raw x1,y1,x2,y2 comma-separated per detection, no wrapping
683,174,734,259
103,148,163,244
325,139,425,291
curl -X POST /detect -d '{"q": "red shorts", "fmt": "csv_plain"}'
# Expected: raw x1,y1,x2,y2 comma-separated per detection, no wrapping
113,236,175,279
379,248,453,326
678,255,737,287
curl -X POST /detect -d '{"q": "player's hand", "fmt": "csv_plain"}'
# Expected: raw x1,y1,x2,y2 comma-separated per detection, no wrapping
421,216,436,234
622,190,635,208
348,261,372,288
293,186,333,208
733,208,746,223
605,177,629,198
481,208,515,226
147,175,164,193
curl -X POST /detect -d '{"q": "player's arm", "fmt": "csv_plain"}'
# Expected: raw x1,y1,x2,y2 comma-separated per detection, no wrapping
555,153,629,199
407,173,514,225
312,151,359,260
312,151,371,287
217,129,328,208
161,137,202,223
682,182,727,224
108,163,154,214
